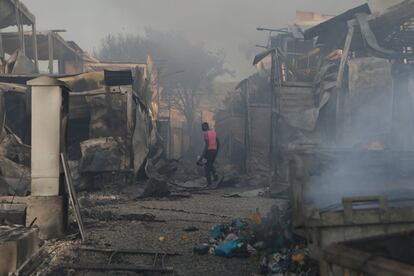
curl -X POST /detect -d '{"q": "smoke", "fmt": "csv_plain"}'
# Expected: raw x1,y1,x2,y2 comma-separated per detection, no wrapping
305,57,414,210
94,29,233,91
306,151,414,210
22,0,365,80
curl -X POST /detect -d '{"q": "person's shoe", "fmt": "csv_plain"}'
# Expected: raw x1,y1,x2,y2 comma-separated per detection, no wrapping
206,177,212,187
210,176,224,190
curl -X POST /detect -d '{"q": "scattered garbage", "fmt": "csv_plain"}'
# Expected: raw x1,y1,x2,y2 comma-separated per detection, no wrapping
250,209,262,225
183,226,199,232
214,239,248,257
194,205,318,275
193,243,210,255
260,246,317,275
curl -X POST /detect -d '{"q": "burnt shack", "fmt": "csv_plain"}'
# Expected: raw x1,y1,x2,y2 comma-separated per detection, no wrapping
279,1,414,275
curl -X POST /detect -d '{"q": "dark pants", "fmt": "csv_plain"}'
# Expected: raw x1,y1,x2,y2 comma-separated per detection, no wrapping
204,150,218,185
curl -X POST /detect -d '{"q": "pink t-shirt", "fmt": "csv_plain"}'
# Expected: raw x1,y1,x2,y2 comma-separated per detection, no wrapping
204,130,217,150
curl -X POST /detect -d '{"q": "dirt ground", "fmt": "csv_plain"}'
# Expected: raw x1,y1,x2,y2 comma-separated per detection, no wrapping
40,187,283,276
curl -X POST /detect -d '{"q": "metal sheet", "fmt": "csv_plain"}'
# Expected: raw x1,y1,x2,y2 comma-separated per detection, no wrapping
304,4,370,40
132,104,150,176
279,86,317,131
356,13,402,59
368,0,407,16
346,57,393,147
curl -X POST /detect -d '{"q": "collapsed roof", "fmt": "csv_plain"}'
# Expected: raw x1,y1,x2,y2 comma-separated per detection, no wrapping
0,0,35,28
304,1,414,53
1,31,83,61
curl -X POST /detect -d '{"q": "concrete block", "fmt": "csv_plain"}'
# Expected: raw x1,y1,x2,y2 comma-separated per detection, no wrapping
0,195,67,240
26,196,66,239
0,226,39,276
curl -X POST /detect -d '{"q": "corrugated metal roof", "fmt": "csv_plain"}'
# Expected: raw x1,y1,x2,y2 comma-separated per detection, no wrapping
304,4,371,40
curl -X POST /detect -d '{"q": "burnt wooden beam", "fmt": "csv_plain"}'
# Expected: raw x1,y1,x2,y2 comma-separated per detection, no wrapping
65,264,174,273
335,21,355,145
78,246,181,256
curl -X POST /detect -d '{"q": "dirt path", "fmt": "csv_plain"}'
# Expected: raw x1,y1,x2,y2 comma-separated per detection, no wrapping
43,187,281,276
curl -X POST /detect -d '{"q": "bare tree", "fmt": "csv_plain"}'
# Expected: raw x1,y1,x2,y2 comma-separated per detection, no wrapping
169,85,199,152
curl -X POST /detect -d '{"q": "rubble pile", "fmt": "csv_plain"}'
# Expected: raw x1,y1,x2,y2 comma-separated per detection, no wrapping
0,129,31,196
259,246,316,275
194,205,318,275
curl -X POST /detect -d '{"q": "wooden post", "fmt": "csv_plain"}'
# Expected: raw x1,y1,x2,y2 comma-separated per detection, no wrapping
336,22,355,144
32,23,39,72
15,0,25,55
243,80,251,173
48,32,54,74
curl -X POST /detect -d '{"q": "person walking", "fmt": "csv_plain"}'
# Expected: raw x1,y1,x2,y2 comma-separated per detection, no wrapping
198,122,220,186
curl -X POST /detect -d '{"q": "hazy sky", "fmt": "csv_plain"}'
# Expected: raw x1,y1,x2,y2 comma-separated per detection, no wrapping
23,0,364,80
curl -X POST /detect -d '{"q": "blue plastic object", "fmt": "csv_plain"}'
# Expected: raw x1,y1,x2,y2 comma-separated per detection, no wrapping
231,218,245,229
211,225,224,240
214,239,244,257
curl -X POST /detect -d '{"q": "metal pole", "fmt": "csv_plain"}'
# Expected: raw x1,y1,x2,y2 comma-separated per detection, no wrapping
168,92,172,159
269,50,276,185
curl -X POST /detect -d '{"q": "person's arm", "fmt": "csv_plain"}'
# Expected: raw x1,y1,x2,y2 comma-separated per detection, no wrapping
202,142,208,158
199,138,208,162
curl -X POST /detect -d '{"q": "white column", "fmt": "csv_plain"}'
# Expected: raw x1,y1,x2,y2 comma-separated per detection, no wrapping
28,76,64,196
